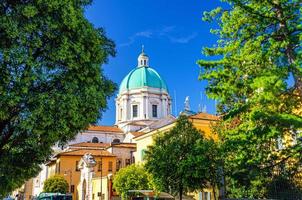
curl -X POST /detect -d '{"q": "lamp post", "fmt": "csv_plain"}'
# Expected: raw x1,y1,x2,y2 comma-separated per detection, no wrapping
100,157,103,200
64,170,72,193
107,173,113,200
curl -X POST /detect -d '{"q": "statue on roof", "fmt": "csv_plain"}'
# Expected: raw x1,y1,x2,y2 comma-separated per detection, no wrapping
184,96,190,111
180,96,196,116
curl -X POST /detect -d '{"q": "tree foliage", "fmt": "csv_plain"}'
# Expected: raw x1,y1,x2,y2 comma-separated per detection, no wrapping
145,115,222,200
43,175,68,194
0,0,115,195
113,164,153,200
199,0,302,198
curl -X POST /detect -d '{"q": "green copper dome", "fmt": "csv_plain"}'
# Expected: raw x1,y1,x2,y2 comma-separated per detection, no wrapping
119,66,168,94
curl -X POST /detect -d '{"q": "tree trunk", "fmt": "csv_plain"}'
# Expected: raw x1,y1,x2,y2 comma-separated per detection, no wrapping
179,184,183,200
213,184,217,200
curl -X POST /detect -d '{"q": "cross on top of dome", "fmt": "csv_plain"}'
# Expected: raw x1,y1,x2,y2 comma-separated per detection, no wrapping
138,45,149,67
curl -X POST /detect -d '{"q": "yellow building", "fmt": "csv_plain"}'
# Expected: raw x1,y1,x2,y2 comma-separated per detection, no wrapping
134,112,219,163
46,146,116,200
91,176,113,200
133,112,219,200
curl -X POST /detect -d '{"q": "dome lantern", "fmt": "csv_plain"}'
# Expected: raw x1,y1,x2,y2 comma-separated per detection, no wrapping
137,45,149,67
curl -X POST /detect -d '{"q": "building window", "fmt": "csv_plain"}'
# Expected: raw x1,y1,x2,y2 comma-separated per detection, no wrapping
130,151,135,164
56,162,60,174
112,138,120,144
125,159,131,166
144,60,146,65
76,161,80,171
152,105,158,118
116,159,122,171
71,185,75,193
97,161,102,172
108,161,113,172
92,137,99,143
132,105,138,118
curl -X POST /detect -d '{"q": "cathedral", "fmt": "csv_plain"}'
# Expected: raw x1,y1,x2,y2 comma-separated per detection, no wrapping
17,49,218,200
115,48,172,132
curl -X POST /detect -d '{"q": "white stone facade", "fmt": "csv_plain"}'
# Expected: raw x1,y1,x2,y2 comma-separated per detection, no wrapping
68,130,125,145
116,88,172,132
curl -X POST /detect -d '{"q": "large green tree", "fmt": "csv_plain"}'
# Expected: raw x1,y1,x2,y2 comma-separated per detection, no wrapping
199,0,302,198
43,175,69,194
145,115,221,200
113,164,154,200
0,0,115,195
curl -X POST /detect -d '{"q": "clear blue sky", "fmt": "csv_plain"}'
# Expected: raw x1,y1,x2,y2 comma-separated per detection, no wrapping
84,0,225,125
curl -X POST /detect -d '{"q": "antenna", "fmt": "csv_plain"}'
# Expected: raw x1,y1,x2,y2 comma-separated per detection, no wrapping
214,99,217,115
202,105,207,113
174,90,177,116
200,91,203,113
198,104,202,112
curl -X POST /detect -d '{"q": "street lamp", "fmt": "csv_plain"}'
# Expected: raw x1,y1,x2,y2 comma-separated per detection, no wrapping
100,157,103,200
107,173,113,200
64,170,72,193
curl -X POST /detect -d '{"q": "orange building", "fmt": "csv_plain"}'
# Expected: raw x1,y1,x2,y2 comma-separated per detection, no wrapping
46,145,116,200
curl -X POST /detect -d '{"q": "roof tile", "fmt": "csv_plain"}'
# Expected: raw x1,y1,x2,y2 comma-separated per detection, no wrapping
88,125,123,133
58,149,115,157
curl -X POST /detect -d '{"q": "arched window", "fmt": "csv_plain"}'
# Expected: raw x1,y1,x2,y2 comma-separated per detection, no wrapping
112,138,120,144
144,60,146,65
92,137,99,143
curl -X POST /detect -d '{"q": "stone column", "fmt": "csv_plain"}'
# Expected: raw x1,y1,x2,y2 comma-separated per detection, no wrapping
87,169,94,200
145,95,149,119
122,96,127,121
115,98,119,124
161,96,166,118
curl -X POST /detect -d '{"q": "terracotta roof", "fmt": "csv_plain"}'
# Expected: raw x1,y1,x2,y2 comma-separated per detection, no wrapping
69,142,110,148
57,149,115,157
130,132,145,137
87,125,123,133
189,112,219,121
111,143,136,149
